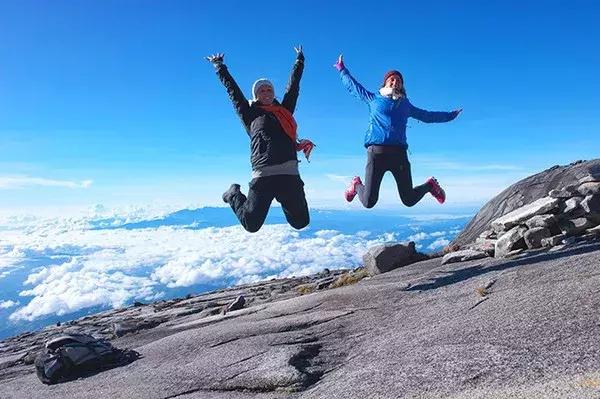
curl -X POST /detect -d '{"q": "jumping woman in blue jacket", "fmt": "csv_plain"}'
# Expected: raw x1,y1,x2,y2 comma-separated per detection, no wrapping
334,55,462,208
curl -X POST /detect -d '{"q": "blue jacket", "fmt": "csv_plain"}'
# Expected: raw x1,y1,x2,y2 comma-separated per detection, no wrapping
340,68,457,148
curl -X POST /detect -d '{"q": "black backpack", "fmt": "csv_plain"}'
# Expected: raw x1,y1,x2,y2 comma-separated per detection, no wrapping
34,333,140,384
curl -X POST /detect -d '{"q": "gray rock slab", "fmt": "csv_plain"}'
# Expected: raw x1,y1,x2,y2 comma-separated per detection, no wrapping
495,226,527,258
471,238,497,255
582,194,600,214
577,181,600,196
524,227,551,249
541,234,566,247
525,214,557,229
559,217,594,236
563,197,583,214
226,295,246,312
441,249,488,265
478,229,496,239
491,197,560,233
548,185,578,198
3,243,600,398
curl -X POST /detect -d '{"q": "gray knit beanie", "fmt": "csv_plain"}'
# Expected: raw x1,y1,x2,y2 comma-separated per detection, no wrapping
251,78,274,100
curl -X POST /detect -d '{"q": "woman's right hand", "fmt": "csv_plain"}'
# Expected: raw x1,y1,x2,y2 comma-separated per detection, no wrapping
333,54,345,71
205,53,224,65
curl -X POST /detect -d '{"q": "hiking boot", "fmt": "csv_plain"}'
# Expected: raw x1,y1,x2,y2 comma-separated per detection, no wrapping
222,183,241,203
345,176,363,202
426,177,446,204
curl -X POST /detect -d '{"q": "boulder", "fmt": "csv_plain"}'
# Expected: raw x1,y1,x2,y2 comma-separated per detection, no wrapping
472,237,497,255
581,194,600,214
558,218,594,236
451,159,600,247
563,197,583,214
491,197,560,233
523,227,551,249
548,185,578,198
441,249,488,265
478,229,496,239
541,234,566,247
495,226,527,258
577,181,600,196
525,214,557,229
226,295,246,312
363,242,427,275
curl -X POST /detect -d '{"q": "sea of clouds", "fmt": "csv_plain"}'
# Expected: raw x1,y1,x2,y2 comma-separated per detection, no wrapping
0,206,467,338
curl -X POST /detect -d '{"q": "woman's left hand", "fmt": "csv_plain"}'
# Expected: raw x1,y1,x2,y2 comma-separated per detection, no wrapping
453,108,463,118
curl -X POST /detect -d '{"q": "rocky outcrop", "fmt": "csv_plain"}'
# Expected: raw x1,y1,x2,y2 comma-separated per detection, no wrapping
465,190,600,259
451,159,600,248
451,160,600,259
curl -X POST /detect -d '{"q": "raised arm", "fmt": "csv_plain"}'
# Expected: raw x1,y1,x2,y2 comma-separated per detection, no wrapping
281,46,305,113
206,53,251,127
334,54,375,103
408,101,461,123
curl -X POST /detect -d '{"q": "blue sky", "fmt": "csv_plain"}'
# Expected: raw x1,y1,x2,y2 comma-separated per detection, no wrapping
1,0,599,214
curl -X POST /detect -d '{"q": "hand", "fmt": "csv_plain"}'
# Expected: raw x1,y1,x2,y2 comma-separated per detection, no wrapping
205,53,224,66
297,139,315,162
294,45,304,62
333,54,345,71
453,108,463,118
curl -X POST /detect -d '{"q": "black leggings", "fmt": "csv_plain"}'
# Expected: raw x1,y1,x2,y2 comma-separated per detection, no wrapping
357,145,431,208
228,175,309,233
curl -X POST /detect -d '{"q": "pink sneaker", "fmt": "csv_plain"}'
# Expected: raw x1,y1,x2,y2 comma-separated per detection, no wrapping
427,177,446,204
345,176,363,202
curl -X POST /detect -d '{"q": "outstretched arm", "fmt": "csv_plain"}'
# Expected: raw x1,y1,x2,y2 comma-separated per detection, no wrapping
206,53,251,127
334,54,374,103
409,101,462,123
281,46,305,113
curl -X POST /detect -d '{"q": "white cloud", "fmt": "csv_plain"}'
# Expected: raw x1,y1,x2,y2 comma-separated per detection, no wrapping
427,238,450,250
430,231,447,237
0,176,93,190
407,232,429,242
0,205,469,323
2,212,389,322
0,300,19,309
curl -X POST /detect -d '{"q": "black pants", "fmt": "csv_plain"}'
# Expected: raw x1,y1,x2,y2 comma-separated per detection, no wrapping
357,145,431,208
229,175,309,233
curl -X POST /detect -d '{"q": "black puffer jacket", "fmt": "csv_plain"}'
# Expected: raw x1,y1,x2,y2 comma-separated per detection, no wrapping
214,54,304,170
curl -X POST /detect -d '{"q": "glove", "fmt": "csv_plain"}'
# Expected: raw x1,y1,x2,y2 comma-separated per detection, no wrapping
333,54,345,71
205,53,224,67
296,139,315,162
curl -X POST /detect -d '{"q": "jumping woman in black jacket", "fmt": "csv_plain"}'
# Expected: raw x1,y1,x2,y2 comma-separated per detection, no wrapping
206,47,314,233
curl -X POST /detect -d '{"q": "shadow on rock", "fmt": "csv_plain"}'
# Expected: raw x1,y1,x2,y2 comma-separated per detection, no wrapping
405,241,600,292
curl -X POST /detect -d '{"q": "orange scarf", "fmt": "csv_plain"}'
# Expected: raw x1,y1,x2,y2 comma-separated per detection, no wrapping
258,104,297,142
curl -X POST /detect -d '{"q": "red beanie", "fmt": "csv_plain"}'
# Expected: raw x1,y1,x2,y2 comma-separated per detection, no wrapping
382,70,403,87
